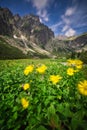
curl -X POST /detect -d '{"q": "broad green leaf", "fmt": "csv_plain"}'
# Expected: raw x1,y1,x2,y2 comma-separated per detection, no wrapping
12,112,18,120
71,110,85,130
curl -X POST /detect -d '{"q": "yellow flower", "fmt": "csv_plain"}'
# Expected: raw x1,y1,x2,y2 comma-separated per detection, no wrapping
36,65,47,74
21,98,29,109
67,59,83,69
74,59,83,66
67,59,76,66
24,65,34,75
23,83,30,90
78,80,87,96
76,65,82,69
50,75,62,85
67,68,74,76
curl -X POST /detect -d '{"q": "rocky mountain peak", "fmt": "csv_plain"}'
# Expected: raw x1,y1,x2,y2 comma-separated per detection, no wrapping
23,14,40,22
14,14,21,22
0,7,54,45
0,7,13,36
0,7,13,18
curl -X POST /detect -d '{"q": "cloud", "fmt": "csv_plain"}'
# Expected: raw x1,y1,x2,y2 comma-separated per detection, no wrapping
32,0,49,10
50,22,63,32
52,0,87,35
26,0,52,22
65,7,76,16
65,28,76,37
62,25,69,32
37,9,49,22
60,5,77,36
50,5,77,36
61,15,71,24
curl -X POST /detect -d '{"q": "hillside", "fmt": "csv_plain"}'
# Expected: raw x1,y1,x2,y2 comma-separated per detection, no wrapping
0,7,54,59
0,7,87,60
0,36,28,59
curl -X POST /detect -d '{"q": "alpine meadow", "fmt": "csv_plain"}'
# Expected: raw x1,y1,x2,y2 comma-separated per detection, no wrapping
0,0,87,130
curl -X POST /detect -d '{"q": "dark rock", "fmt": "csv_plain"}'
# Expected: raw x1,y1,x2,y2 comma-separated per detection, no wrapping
0,7,13,36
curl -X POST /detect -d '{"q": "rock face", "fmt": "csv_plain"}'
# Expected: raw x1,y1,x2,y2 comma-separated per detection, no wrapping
69,33,87,50
0,7,55,59
45,33,87,58
0,7,87,59
0,7,13,36
15,14,54,46
0,7,54,46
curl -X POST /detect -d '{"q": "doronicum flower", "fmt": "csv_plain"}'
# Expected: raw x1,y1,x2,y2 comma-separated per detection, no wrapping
23,83,30,90
67,59,76,66
67,59,83,69
76,65,82,69
78,80,87,96
50,75,62,85
21,98,29,109
24,65,34,75
74,59,83,66
36,64,47,74
67,68,75,76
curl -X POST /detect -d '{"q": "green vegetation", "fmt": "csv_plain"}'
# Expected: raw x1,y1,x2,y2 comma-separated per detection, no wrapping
0,37,28,59
0,59,87,130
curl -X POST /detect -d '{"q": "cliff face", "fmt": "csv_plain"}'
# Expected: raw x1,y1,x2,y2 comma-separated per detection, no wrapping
0,7,13,36
0,7,87,60
0,7,54,45
0,7,55,58
14,14,54,45
45,33,87,58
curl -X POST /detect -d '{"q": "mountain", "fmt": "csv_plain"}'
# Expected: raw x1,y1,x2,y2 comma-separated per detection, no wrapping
45,33,87,62
0,7,13,36
56,35,67,40
0,7,87,60
0,7,54,59
67,33,87,53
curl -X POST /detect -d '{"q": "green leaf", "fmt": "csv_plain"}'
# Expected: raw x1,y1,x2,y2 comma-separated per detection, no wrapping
71,110,85,130
36,125,47,130
47,105,60,128
47,104,56,119
57,104,72,117
13,112,18,120
50,114,60,128
12,106,18,112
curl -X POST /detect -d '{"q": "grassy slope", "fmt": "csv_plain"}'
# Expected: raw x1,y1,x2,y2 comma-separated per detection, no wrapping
0,36,51,59
0,37,28,59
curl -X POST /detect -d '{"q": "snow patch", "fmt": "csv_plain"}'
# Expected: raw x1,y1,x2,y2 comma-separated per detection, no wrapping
13,35,17,39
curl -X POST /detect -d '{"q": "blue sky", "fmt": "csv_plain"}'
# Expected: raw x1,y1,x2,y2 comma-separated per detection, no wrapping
0,0,87,36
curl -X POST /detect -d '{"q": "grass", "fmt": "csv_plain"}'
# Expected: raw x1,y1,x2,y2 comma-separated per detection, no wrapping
0,58,87,130
0,37,28,59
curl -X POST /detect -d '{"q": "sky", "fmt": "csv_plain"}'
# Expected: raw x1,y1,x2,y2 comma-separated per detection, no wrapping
0,0,87,36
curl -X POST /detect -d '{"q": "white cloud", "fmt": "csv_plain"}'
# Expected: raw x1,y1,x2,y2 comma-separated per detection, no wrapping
62,25,69,32
65,7,76,16
26,0,51,22
65,28,76,37
60,6,77,36
61,15,71,24
37,9,49,22
50,22,62,32
32,0,49,10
